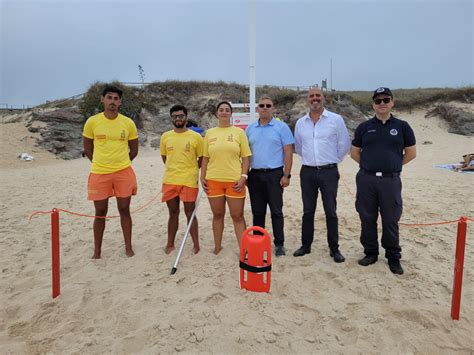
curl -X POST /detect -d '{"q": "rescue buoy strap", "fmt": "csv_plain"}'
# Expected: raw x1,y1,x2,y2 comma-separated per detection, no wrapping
239,261,272,273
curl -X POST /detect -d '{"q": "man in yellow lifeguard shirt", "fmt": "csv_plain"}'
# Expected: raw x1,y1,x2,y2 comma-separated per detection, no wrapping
160,105,203,254
83,85,139,259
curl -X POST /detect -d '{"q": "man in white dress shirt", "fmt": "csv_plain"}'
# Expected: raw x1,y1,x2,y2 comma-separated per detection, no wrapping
293,87,351,263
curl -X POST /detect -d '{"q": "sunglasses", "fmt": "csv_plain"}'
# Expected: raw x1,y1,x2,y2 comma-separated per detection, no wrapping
373,97,392,105
171,114,185,119
258,104,272,108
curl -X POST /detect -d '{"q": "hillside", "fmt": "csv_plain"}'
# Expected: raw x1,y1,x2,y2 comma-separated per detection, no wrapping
1,81,473,160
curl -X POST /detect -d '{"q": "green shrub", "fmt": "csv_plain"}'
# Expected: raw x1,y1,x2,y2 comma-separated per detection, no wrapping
79,81,145,121
339,87,474,112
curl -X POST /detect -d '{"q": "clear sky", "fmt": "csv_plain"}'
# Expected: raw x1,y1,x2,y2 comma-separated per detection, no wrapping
1,0,473,107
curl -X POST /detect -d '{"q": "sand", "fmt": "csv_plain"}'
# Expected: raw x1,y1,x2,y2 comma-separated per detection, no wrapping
1,108,473,354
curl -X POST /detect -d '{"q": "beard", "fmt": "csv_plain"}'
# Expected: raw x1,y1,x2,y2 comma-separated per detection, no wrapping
172,121,186,128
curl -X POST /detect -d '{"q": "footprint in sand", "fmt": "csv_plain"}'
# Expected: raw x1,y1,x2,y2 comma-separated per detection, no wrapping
204,292,227,305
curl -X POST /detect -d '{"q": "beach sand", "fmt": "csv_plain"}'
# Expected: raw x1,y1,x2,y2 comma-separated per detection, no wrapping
1,108,473,353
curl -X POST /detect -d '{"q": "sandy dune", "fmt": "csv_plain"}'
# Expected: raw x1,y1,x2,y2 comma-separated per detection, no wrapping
1,108,473,353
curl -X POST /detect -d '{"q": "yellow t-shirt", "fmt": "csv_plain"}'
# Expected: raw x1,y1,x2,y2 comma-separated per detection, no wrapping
160,129,204,188
83,112,138,174
203,126,252,182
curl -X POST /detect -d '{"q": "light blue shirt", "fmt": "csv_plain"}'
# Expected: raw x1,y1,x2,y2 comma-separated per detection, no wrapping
294,109,351,166
245,117,295,169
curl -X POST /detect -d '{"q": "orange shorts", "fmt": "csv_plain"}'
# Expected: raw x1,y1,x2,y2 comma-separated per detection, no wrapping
87,166,137,201
161,184,199,202
206,179,246,199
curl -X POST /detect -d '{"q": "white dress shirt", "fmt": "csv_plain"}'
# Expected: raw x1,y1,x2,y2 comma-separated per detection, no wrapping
294,108,351,166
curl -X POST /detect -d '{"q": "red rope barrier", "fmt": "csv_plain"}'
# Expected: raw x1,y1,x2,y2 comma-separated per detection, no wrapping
399,220,460,227
28,190,162,222
339,175,472,228
29,190,162,299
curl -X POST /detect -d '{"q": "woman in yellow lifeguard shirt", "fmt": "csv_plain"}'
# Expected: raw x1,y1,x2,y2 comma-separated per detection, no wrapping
200,101,252,254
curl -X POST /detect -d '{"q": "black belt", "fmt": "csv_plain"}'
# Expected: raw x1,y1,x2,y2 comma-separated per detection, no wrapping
362,169,400,177
239,261,271,273
250,166,283,173
302,164,337,170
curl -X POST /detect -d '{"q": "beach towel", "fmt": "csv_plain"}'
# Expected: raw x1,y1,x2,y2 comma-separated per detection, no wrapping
433,164,474,174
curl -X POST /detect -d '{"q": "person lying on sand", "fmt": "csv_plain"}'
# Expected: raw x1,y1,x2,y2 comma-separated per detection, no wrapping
455,153,474,172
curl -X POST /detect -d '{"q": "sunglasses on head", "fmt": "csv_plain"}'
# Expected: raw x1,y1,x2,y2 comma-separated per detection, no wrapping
373,97,391,105
171,114,185,119
258,104,272,108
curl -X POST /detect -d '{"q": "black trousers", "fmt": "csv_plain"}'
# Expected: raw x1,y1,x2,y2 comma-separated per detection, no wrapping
300,165,340,251
355,170,403,260
247,169,285,246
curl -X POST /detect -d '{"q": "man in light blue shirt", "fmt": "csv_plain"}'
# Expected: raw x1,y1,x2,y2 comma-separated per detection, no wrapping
246,96,295,256
293,87,351,263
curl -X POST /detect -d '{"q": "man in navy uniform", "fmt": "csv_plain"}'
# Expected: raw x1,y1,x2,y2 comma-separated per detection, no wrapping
351,87,416,275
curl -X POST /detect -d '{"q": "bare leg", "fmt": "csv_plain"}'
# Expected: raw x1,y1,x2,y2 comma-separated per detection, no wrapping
226,197,246,248
184,201,200,254
117,197,134,257
92,199,109,259
165,197,180,254
208,196,226,254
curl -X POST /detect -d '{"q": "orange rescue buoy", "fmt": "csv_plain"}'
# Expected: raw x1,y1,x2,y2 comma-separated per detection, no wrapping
239,226,272,293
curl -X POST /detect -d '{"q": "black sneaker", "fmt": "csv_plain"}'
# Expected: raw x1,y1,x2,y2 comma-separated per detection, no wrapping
275,246,286,257
358,255,378,266
388,259,404,275
330,250,345,263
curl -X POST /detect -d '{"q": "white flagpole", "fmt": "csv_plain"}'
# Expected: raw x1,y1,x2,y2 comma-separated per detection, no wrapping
249,0,256,121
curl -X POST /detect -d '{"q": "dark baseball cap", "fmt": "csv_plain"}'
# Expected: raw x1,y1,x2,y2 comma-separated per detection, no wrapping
372,87,393,99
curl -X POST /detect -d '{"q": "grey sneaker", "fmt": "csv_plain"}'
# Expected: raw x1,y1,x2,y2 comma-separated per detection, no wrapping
275,245,286,256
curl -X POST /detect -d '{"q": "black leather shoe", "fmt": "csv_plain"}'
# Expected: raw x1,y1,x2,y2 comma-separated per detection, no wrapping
330,250,345,263
358,255,378,266
388,259,404,275
275,246,286,256
293,246,311,257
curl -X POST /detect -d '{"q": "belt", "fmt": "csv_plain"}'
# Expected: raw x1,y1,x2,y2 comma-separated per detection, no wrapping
362,169,400,177
302,163,337,170
250,166,283,173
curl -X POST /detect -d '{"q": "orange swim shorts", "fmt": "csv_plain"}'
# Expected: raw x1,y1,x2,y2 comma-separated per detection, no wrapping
206,179,246,199
161,184,199,202
87,166,137,201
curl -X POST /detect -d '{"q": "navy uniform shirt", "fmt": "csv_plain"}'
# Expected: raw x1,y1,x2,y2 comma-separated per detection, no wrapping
352,115,416,173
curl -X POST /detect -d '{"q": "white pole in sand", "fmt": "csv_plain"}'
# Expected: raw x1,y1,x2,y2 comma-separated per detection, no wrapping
249,0,256,121
170,189,204,275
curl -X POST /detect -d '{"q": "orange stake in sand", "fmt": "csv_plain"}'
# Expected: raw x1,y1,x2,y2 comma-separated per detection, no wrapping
239,226,272,293
51,208,60,298
451,216,467,320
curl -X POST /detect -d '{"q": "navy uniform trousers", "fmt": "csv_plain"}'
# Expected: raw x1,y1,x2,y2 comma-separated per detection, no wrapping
355,170,403,260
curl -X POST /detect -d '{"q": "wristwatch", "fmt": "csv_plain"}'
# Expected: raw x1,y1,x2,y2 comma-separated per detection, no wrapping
284,174,291,179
